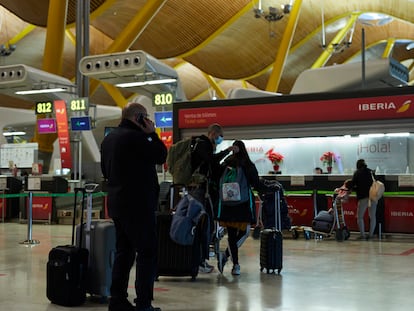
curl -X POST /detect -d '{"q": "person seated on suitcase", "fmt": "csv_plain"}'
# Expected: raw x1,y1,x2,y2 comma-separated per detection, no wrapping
216,140,263,276
101,102,167,311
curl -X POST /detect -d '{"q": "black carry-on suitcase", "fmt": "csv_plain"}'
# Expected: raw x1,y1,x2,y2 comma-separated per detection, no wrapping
46,188,89,306
76,183,116,300
156,185,200,281
260,189,283,274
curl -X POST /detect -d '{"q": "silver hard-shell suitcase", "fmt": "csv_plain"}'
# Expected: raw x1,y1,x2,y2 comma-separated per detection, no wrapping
76,184,116,300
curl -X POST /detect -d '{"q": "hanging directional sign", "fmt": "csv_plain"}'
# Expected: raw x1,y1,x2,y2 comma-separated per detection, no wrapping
70,116,92,131
154,111,173,128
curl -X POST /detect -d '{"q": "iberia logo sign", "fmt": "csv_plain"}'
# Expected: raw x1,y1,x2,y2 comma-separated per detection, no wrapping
358,99,411,114
397,100,411,113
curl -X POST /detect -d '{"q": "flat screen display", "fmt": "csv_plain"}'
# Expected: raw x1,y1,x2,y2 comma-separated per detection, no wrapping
70,116,92,131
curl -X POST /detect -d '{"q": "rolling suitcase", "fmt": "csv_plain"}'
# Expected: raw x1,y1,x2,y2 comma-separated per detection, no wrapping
76,183,116,300
46,188,89,306
260,189,283,274
312,210,334,233
156,185,200,281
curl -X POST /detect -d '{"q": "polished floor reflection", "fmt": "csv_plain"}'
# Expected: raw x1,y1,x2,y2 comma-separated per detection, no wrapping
1,222,414,311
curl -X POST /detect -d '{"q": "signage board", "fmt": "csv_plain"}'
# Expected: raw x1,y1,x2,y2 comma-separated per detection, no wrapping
37,118,57,134
154,111,173,128
70,116,92,131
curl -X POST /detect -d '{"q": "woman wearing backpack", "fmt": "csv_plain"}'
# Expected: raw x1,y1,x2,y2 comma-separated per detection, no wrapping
216,140,262,275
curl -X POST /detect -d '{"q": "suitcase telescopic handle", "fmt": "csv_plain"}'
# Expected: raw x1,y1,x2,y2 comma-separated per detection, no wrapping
72,187,86,246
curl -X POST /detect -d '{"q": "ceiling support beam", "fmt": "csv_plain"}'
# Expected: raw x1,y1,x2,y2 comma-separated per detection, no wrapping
35,0,68,154
202,73,226,99
89,0,168,96
382,38,395,58
43,0,68,75
9,24,36,45
101,82,128,108
311,12,360,69
265,0,302,92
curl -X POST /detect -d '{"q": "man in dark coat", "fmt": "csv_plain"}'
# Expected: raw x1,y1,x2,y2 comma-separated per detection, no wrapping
101,102,167,311
190,123,236,272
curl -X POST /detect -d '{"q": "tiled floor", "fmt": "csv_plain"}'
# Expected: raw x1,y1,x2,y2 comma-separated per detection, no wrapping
1,222,414,311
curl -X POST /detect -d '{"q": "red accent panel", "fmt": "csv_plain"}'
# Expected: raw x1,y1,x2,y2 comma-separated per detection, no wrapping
27,196,52,220
55,100,72,169
0,196,6,220
178,95,414,129
384,197,414,234
286,196,314,227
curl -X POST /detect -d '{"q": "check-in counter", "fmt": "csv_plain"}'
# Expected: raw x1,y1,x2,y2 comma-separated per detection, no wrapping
261,174,414,234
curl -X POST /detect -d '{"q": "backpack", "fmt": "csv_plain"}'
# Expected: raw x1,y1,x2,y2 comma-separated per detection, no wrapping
219,166,252,206
169,194,206,246
217,166,255,223
166,137,199,185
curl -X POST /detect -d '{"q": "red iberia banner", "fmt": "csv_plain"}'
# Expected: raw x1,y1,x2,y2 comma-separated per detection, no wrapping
54,100,72,169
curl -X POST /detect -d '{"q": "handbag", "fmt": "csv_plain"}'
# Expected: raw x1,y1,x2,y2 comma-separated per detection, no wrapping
369,172,385,205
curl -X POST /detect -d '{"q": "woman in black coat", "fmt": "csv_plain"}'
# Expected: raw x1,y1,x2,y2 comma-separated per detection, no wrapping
216,140,262,276
350,159,377,240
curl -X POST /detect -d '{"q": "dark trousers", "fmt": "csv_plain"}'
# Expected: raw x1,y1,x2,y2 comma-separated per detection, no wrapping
111,217,157,309
225,226,248,265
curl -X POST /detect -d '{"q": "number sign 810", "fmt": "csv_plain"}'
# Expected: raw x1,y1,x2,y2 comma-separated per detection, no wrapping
153,92,174,106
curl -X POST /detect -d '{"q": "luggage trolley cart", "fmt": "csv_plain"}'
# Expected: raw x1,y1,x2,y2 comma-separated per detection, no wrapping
302,187,351,241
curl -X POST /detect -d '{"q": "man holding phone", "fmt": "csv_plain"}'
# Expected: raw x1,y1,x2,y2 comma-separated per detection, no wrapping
101,102,167,311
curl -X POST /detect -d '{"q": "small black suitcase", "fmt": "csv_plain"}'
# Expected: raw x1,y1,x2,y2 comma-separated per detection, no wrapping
46,188,89,306
260,190,283,274
156,185,201,281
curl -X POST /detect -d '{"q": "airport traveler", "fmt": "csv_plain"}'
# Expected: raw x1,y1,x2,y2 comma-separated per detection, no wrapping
350,159,377,240
190,123,237,273
216,140,261,275
101,102,167,311
314,167,323,174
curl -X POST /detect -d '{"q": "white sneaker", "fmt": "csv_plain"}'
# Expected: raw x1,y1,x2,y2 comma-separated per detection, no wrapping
231,264,240,276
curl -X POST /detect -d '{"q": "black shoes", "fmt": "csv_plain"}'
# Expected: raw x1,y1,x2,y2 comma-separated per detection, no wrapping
108,298,135,311
137,306,162,311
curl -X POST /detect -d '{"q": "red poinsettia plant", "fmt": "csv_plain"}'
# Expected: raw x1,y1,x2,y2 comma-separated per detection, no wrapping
320,151,336,167
266,148,284,165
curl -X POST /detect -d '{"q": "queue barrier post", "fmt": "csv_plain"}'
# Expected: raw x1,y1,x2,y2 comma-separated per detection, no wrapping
19,177,40,246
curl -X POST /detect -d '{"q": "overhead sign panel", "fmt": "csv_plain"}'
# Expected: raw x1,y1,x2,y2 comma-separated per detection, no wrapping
70,116,92,131
37,118,57,134
154,111,173,128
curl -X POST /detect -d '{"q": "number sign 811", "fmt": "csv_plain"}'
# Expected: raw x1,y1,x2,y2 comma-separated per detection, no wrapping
70,98,88,111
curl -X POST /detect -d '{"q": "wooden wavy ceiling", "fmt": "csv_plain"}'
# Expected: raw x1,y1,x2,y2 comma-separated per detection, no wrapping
0,0,413,110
